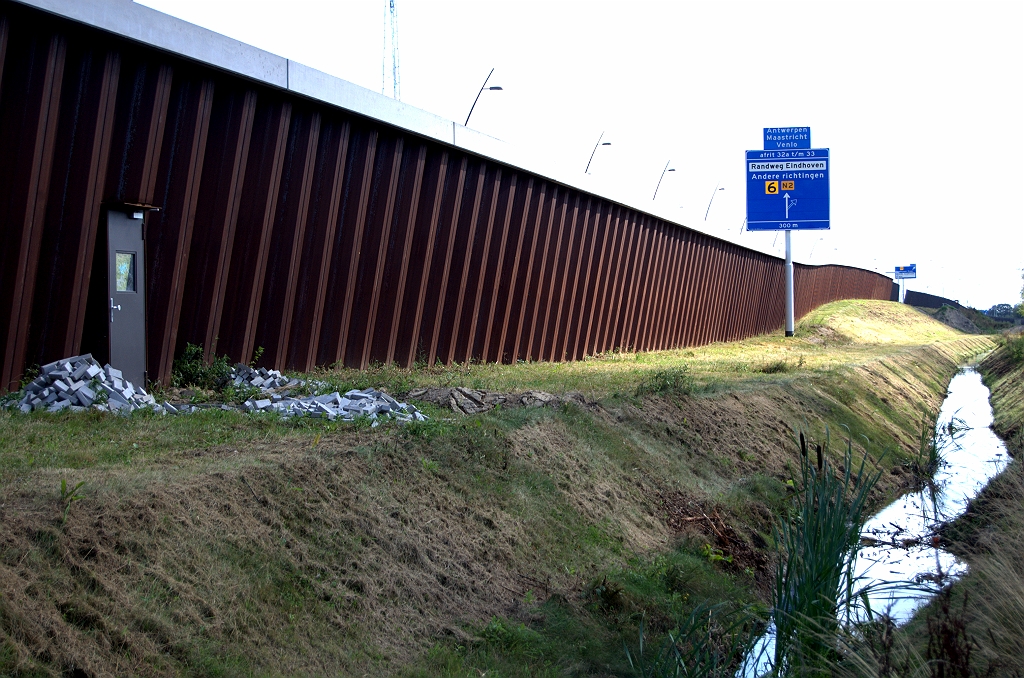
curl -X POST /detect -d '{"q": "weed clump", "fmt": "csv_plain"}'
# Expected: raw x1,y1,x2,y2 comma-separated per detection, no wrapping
906,419,942,489
624,604,758,677
58,478,85,525
1006,333,1024,365
756,359,790,374
171,343,232,390
636,366,696,398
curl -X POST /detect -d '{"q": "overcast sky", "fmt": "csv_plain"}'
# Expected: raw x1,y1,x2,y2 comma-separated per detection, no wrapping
137,0,1023,309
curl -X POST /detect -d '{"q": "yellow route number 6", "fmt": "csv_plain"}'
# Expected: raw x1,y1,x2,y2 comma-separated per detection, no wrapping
765,181,778,194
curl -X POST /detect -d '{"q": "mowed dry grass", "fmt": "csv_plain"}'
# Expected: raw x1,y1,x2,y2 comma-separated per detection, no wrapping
314,300,975,398
0,300,996,676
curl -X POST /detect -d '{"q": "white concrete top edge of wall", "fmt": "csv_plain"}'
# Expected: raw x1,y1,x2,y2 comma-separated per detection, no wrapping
11,0,870,271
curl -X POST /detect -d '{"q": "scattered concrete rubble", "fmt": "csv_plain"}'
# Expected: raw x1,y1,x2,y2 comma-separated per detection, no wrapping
8,356,585,422
239,387,425,424
6,354,426,424
406,386,589,415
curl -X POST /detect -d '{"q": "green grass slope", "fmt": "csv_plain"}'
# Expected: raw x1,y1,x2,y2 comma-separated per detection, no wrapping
0,300,994,677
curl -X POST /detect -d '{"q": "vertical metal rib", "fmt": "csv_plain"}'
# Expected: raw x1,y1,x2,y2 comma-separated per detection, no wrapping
425,156,467,366
479,174,517,363
359,136,405,369
463,167,504,363
147,76,215,383
0,31,65,391
384,143,427,366
295,119,351,371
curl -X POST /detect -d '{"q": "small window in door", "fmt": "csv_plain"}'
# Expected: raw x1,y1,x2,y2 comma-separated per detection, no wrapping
115,252,136,292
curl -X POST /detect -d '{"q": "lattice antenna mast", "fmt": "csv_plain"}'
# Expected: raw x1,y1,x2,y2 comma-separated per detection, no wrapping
383,0,400,100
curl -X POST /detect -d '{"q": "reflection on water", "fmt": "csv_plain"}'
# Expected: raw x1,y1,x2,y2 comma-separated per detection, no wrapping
743,368,1009,675
855,368,1009,622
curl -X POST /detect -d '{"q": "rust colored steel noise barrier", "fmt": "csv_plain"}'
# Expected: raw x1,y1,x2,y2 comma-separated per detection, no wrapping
0,1,895,391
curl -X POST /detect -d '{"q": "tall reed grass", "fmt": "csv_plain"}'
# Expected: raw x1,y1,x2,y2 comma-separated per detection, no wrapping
771,432,882,676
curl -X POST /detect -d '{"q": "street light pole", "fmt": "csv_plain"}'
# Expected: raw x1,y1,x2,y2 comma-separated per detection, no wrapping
704,182,725,220
808,237,824,260
653,161,675,200
464,68,503,127
585,131,611,174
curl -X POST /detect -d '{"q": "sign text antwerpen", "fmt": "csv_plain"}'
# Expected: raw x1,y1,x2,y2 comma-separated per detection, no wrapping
745,148,830,231
763,127,810,150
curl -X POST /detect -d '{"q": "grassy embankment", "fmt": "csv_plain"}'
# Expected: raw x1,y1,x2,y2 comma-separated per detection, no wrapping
0,300,993,677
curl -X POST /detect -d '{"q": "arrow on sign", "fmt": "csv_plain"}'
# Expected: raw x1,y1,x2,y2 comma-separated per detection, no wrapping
784,193,797,219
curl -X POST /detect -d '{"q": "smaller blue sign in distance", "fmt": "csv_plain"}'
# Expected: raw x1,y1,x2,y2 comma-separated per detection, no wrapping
894,264,917,279
763,127,811,150
745,149,830,231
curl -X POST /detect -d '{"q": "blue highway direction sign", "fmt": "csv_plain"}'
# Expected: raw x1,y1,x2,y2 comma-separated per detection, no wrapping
895,264,917,279
763,127,811,150
745,149,830,231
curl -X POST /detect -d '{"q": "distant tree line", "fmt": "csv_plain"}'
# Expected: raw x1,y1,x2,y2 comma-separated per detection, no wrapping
992,271,1024,320
987,303,1019,320
1018,271,1024,318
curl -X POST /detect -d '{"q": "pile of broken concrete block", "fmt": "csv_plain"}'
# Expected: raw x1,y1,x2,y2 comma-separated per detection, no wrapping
223,363,426,423
240,388,426,424
11,354,160,414
7,354,427,424
227,363,304,391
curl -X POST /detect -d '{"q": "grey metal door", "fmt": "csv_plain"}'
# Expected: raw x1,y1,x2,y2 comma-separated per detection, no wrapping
107,210,147,386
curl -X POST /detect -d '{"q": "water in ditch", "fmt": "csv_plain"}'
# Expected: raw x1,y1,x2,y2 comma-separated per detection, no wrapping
744,367,1010,675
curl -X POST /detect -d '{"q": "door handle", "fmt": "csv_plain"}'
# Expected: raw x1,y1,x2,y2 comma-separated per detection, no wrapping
110,297,121,323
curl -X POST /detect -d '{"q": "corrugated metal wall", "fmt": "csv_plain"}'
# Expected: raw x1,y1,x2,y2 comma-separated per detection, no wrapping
0,2,893,392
